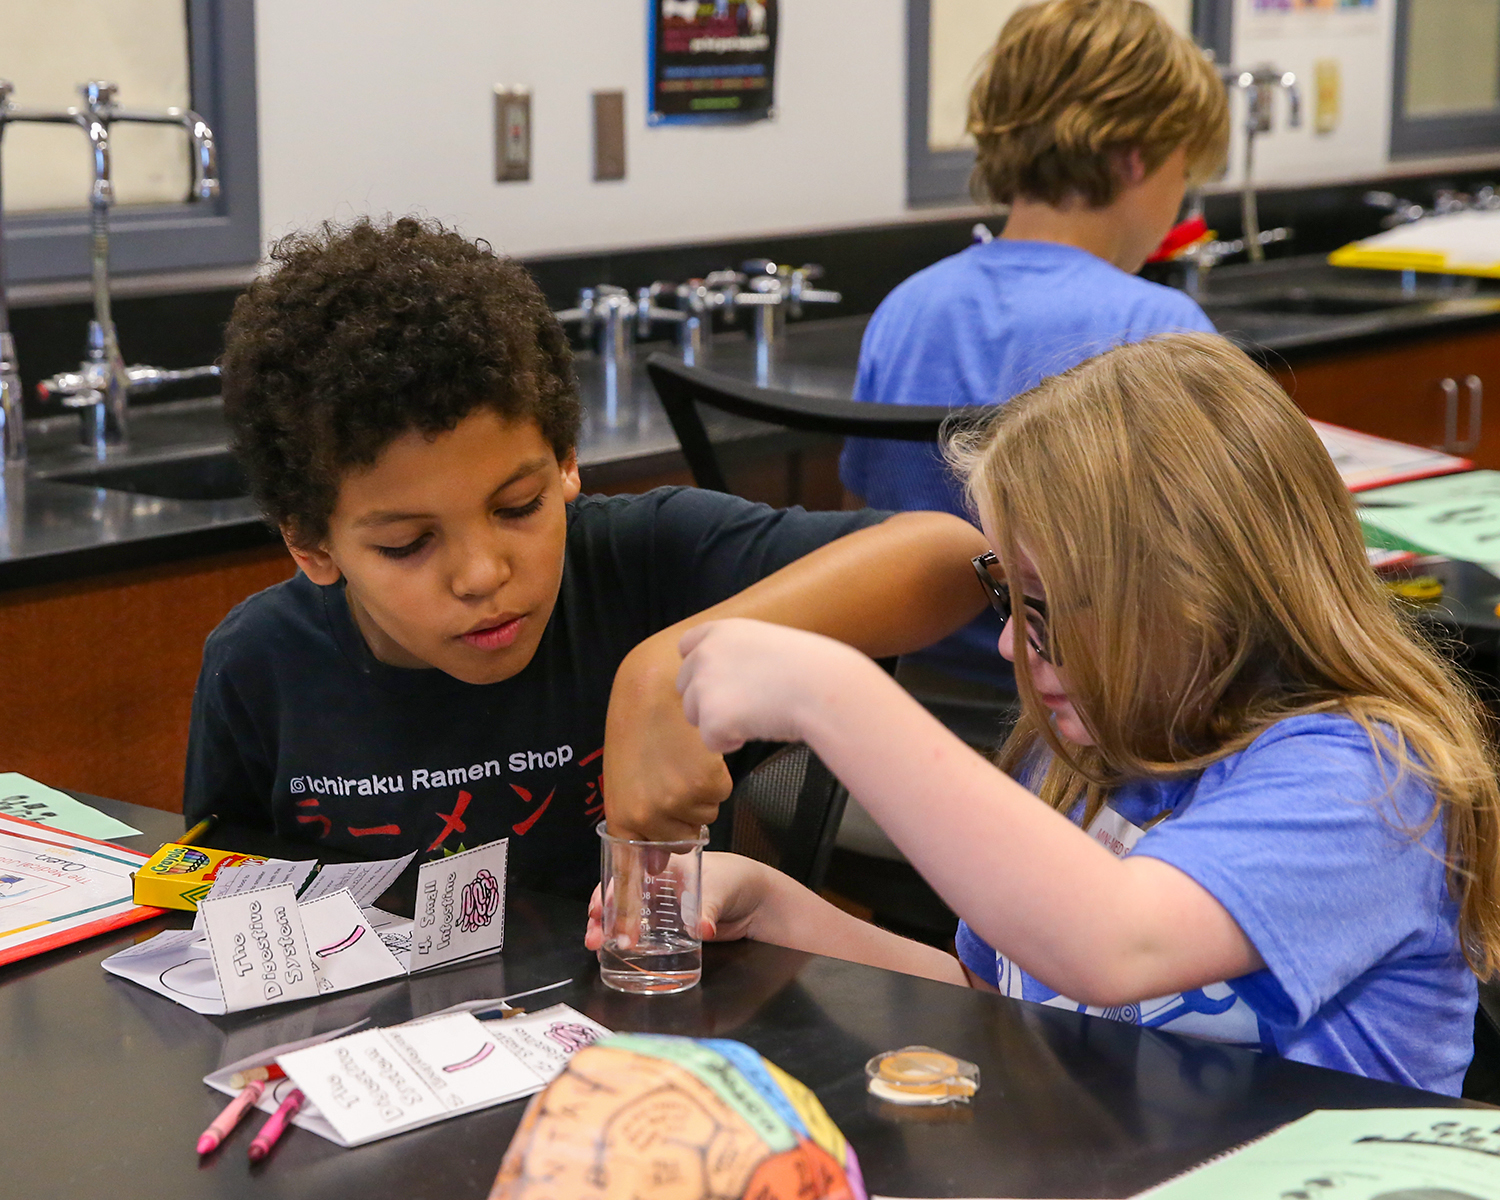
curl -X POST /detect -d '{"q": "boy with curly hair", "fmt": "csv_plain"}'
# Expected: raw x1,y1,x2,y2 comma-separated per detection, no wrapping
842,0,1229,685
184,217,988,895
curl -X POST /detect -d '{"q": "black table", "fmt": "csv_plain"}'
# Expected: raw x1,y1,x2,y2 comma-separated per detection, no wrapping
2,799,1480,1200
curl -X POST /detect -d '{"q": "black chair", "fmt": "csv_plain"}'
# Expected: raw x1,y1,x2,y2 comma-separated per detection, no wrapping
646,351,1020,750
1464,978,1500,1102
717,743,847,892
645,352,993,495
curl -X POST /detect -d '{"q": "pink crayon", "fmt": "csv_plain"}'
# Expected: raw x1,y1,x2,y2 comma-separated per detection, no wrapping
248,1088,304,1163
196,1079,266,1155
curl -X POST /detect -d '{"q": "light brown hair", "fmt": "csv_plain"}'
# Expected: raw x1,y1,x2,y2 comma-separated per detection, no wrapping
949,332,1500,978
968,0,1229,207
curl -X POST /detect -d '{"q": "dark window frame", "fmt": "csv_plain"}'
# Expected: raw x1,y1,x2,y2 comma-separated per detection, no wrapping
4,0,259,284
1390,0,1500,158
907,2,1223,207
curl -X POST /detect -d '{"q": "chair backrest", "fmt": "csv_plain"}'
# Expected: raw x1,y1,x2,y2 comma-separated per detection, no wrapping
646,352,992,492
717,743,848,892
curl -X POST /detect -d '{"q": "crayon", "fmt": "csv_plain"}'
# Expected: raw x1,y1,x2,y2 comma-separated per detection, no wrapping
229,1062,286,1089
196,1079,265,1155
248,1088,304,1163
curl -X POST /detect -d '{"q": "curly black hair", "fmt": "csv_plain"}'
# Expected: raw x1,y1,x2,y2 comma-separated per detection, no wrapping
221,216,580,546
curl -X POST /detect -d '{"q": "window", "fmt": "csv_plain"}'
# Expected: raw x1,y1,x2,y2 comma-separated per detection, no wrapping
907,0,1197,207
0,0,258,284
1392,0,1500,157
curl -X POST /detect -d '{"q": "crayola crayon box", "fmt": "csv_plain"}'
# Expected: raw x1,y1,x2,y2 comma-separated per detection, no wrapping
132,843,268,910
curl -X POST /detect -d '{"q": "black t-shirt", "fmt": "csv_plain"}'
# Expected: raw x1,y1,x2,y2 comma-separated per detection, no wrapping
184,488,883,896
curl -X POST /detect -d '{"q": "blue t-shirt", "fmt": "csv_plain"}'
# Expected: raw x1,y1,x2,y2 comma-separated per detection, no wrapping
955,713,1476,1095
841,239,1214,681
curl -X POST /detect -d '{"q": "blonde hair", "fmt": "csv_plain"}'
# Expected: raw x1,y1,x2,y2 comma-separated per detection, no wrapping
968,0,1228,207
949,332,1500,978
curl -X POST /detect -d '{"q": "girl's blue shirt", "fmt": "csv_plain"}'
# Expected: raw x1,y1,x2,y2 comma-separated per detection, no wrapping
842,239,1214,683
955,712,1476,1095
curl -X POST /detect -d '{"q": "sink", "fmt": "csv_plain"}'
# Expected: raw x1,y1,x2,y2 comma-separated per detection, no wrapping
1202,286,1435,317
52,451,249,501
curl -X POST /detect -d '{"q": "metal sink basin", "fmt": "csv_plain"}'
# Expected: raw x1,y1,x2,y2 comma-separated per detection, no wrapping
1202,286,1436,317
52,450,249,501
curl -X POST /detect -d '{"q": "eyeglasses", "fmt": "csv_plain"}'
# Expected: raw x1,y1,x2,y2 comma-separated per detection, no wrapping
971,551,1054,664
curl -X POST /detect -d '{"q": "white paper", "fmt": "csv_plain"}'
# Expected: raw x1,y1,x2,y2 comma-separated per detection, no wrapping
0,815,152,965
190,859,317,932
481,1004,611,1082
410,840,507,971
277,1012,545,1147
301,851,416,906
199,883,321,1013
105,839,509,1015
299,890,406,994
102,928,226,1015
200,994,590,1147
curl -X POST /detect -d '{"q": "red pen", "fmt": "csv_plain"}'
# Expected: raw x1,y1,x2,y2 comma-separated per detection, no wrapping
248,1088,304,1163
196,1079,265,1155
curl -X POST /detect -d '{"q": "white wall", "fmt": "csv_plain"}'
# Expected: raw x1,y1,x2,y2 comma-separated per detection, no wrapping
1222,0,1395,190
252,1,1487,261
255,0,909,260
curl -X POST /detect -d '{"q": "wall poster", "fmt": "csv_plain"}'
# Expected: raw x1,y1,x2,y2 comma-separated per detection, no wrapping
648,1,778,125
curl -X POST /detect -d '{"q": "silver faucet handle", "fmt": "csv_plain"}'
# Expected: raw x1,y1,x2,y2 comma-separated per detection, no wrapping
553,287,598,334
1279,72,1301,129
82,80,118,112
0,80,14,110
788,264,839,318
635,283,688,338
180,110,219,200
123,363,221,393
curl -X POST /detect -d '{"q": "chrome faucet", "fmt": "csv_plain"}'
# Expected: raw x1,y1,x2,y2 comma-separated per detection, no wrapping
1,82,27,466
0,80,220,462
635,275,739,367
555,285,639,426
733,261,841,386
1221,65,1301,264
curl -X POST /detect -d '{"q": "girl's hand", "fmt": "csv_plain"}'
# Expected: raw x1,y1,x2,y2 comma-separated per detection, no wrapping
584,851,772,950
676,619,867,753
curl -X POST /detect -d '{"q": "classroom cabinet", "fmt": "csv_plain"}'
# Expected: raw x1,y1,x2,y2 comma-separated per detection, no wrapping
1274,326,1500,468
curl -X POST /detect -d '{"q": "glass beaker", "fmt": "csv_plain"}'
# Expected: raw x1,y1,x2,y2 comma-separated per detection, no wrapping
596,825,707,994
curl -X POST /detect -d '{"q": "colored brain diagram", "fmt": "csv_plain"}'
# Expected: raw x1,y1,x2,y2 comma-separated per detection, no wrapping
491,1034,866,1200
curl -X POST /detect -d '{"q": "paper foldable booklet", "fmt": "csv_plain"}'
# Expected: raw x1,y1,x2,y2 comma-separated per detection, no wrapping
102,838,508,1015
200,1002,611,1149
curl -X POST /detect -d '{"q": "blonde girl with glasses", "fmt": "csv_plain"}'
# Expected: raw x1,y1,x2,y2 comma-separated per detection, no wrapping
610,332,1500,1095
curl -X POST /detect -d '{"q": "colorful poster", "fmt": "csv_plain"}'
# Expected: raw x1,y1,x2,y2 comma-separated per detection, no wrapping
649,0,778,125
1252,0,1374,10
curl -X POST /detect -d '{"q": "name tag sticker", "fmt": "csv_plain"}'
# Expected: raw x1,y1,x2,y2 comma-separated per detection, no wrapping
1085,806,1147,859
411,839,508,972
199,883,321,1012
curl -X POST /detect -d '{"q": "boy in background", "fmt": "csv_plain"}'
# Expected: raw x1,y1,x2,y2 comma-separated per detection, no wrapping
185,217,988,893
842,0,1229,686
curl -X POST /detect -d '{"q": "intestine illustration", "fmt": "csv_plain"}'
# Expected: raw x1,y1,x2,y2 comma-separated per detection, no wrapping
458,869,501,933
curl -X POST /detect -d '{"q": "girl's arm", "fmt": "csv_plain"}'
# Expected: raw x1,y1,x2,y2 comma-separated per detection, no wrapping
584,852,968,985
677,620,1264,1007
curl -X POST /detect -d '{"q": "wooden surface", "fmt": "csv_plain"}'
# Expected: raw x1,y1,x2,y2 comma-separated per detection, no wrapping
0,542,296,812
1274,326,1500,467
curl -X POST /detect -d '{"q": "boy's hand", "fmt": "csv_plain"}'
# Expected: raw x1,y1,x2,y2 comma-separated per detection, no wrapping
604,636,733,841
676,619,867,753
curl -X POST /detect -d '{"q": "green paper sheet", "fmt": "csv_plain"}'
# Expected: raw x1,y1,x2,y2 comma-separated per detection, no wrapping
1356,469,1500,568
1141,1108,1500,1199
0,773,141,840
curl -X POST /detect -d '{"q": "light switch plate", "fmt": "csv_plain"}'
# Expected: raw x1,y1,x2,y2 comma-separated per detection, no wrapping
494,85,531,183
593,90,626,182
